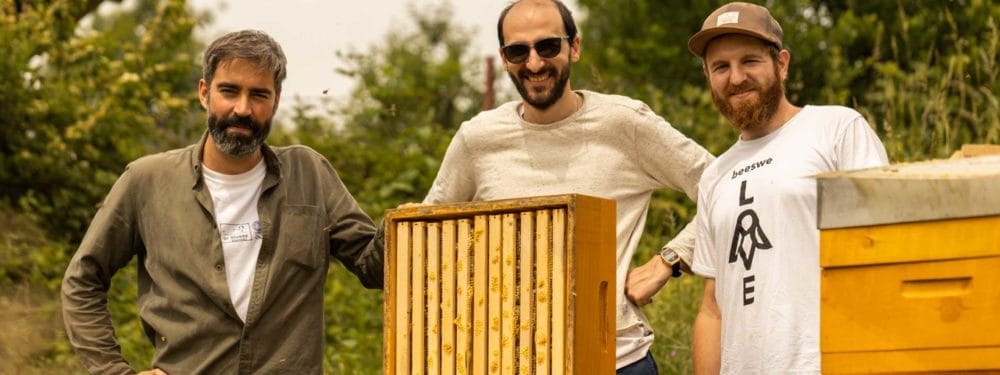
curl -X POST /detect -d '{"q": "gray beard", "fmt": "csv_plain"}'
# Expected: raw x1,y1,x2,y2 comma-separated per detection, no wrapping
207,112,270,157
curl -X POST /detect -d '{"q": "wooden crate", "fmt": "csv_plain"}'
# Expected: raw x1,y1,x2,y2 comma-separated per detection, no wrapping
817,155,1000,373
383,194,616,375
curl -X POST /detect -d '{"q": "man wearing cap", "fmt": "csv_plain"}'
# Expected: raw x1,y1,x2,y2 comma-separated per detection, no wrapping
686,2,888,373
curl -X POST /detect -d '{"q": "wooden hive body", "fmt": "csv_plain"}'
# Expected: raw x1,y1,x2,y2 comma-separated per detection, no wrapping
817,154,1000,373
383,194,616,375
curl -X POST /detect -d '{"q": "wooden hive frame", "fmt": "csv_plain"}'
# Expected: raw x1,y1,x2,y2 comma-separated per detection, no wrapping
383,194,616,375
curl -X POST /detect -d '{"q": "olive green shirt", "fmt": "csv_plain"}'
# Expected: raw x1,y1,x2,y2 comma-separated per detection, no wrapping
61,133,384,374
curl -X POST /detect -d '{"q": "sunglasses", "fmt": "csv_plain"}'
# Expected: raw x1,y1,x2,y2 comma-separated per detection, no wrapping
501,36,571,64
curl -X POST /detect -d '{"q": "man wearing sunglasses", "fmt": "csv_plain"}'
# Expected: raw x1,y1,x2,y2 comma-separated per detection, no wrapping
687,3,888,374
423,1,714,373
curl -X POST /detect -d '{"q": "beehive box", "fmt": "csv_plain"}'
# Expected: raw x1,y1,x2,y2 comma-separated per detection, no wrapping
383,194,616,375
817,154,1000,373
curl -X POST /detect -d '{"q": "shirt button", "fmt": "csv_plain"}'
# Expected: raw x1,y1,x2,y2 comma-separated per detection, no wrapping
160,336,167,342
215,263,224,271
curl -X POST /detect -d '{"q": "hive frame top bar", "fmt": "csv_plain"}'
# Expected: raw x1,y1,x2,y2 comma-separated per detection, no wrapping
385,194,607,222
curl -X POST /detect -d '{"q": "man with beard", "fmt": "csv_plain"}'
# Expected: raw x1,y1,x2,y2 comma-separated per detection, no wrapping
61,30,383,374
423,1,714,373
686,3,888,374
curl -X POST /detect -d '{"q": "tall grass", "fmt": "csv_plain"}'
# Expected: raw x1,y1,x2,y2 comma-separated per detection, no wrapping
859,12,1000,161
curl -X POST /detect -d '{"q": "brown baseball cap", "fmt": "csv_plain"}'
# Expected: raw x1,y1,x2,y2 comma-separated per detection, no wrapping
688,2,783,57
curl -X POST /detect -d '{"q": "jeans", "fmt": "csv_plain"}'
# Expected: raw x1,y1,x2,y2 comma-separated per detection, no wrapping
617,350,659,375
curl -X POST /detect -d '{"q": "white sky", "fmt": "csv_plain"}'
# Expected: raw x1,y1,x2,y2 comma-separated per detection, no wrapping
187,0,581,103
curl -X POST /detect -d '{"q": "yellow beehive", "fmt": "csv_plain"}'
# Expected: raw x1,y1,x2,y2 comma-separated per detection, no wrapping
816,153,1000,373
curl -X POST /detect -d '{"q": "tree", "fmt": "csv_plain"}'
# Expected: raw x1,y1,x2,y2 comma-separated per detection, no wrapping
268,2,489,373
1,0,205,240
274,2,486,215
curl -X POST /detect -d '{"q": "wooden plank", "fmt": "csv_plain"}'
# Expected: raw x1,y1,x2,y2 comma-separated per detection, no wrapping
823,346,1000,373
816,155,1000,229
535,209,551,375
384,215,398,375
394,222,411,375
384,195,583,221
488,215,503,374
565,195,616,375
472,215,489,375
956,143,1000,158
426,222,441,374
820,215,1000,268
518,212,535,375
500,214,517,375
551,208,566,375
440,220,457,375
411,222,426,375
456,219,473,375
821,256,1000,352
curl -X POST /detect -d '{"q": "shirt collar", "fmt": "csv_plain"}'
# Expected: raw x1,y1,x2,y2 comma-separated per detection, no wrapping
189,131,282,189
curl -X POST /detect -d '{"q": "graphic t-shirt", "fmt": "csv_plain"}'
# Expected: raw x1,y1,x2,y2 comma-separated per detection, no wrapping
691,105,888,373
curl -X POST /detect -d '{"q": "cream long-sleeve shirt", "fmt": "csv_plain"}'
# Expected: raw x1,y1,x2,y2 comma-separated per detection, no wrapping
424,90,714,369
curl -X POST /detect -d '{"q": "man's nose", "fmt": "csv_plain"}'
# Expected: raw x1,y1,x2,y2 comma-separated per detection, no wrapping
233,95,252,117
729,65,748,85
525,49,546,72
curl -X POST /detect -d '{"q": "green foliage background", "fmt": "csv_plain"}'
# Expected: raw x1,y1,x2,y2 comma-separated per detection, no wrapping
1,0,998,374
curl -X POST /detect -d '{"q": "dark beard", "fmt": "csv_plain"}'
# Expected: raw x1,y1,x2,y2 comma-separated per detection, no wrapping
509,63,571,110
207,112,271,157
711,64,783,134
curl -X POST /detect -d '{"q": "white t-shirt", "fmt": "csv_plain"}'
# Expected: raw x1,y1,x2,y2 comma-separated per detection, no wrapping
424,90,715,368
202,160,267,322
691,105,888,374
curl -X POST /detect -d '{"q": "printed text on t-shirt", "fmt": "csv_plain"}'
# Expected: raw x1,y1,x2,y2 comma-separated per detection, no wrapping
731,157,773,179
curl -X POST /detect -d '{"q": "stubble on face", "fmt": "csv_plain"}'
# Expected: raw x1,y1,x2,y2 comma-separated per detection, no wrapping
509,61,571,110
711,62,784,134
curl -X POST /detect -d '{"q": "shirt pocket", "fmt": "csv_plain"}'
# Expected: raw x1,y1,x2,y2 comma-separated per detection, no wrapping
279,205,327,270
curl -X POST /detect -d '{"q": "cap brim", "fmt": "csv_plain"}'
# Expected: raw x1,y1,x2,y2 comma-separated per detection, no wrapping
687,27,779,57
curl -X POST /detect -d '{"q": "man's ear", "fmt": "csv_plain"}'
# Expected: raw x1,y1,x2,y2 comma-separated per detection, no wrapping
569,35,582,63
778,49,791,81
198,79,209,109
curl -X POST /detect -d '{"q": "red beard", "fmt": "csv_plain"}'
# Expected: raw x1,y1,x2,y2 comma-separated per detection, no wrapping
711,64,784,135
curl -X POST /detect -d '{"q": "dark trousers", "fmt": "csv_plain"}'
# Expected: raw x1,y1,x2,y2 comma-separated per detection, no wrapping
616,350,659,375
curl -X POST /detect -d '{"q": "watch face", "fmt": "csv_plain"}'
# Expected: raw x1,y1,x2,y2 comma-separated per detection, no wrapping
662,250,679,263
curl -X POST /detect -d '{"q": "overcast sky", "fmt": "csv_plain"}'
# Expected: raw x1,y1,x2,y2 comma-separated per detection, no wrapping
187,0,581,103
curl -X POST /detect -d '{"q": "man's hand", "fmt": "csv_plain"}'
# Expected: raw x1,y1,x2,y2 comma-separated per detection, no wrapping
625,255,673,307
138,369,168,375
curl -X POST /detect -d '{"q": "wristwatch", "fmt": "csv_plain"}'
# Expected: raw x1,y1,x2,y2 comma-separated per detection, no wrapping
659,247,683,278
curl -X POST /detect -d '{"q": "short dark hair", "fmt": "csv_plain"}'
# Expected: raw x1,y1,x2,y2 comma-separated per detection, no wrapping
497,0,577,47
202,30,287,94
